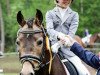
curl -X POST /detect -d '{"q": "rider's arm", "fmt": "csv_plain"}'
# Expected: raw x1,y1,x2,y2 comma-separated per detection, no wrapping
70,42,100,69
68,12,79,37
46,11,62,40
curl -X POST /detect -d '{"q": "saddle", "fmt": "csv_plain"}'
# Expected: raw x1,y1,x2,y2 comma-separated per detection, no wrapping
50,41,78,75
58,52,78,75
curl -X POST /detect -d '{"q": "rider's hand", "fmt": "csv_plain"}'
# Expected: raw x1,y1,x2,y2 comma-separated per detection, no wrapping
57,32,67,45
57,32,77,47
64,35,77,47
57,32,66,40
51,41,62,53
51,35,77,53
59,35,77,47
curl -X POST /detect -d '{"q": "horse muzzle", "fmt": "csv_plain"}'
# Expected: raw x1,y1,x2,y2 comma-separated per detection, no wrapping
20,71,35,75
20,61,35,75
19,55,42,75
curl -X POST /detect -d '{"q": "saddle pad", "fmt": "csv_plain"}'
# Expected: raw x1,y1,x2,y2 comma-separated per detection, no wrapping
62,59,78,75
62,59,70,75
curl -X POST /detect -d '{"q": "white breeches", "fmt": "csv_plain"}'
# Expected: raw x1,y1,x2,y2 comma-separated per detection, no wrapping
68,56,90,75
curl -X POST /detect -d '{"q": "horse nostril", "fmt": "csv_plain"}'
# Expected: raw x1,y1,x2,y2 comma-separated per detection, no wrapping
20,72,34,75
30,72,34,75
20,72,23,75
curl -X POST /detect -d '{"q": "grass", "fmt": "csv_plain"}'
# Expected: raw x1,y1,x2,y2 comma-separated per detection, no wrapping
0,53,21,75
3,73,18,75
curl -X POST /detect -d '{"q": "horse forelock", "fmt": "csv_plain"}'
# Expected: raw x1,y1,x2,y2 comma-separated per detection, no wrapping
26,18,34,28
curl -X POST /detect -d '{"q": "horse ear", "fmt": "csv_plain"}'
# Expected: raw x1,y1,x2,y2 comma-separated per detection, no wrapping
98,33,100,37
17,11,26,27
35,9,43,25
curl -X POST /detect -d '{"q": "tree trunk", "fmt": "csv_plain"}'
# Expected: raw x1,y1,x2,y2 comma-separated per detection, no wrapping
80,0,83,14
0,3,5,55
6,0,10,15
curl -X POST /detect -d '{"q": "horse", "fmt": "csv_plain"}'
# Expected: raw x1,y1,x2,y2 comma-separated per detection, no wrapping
16,9,78,75
89,33,100,48
75,33,100,48
74,35,86,48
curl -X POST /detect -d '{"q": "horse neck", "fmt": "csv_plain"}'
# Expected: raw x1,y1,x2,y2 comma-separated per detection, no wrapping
40,53,67,75
43,50,51,63
50,54,67,75
35,50,51,75
91,34,98,42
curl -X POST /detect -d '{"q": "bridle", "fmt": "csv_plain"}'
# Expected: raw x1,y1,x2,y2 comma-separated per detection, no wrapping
16,25,49,71
20,55,42,70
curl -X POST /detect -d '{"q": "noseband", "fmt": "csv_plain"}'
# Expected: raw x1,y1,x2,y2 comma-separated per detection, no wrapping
20,55,42,70
17,26,47,70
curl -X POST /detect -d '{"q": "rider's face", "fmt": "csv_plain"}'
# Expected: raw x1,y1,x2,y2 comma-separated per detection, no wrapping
57,0,71,5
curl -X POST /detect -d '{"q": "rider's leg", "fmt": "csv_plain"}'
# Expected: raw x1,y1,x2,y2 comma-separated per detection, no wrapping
67,55,90,75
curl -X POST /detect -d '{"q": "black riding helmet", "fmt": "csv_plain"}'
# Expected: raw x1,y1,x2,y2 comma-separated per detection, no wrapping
55,0,74,3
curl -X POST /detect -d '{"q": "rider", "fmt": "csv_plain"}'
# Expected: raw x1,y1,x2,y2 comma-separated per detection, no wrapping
46,0,90,75
84,28,90,36
82,28,92,45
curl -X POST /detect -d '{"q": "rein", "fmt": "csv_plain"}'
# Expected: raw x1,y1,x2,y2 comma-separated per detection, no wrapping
20,55,42,71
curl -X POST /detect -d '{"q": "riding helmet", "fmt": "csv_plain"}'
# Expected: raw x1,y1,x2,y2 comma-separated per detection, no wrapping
55,0,74,3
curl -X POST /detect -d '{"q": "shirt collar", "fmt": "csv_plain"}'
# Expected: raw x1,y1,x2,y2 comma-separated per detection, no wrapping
56,6,69,11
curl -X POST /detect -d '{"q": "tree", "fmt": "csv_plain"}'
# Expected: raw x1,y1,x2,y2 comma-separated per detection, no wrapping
0,3,5,55
6,0,10,15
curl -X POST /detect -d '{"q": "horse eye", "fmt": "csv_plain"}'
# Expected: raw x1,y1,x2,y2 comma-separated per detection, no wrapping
16,41,20,45
37,40,43,46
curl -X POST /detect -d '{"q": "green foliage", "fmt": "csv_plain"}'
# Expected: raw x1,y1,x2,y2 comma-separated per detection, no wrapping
1,0,55,52
72,0,100,36
0,0,100,52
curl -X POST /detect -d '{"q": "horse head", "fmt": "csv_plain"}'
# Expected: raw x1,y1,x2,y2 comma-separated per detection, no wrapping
16,9,50,75
89,33,100,48
74,35,86,48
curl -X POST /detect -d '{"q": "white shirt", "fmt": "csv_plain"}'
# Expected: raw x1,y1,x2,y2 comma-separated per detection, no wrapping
57,6,69,20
